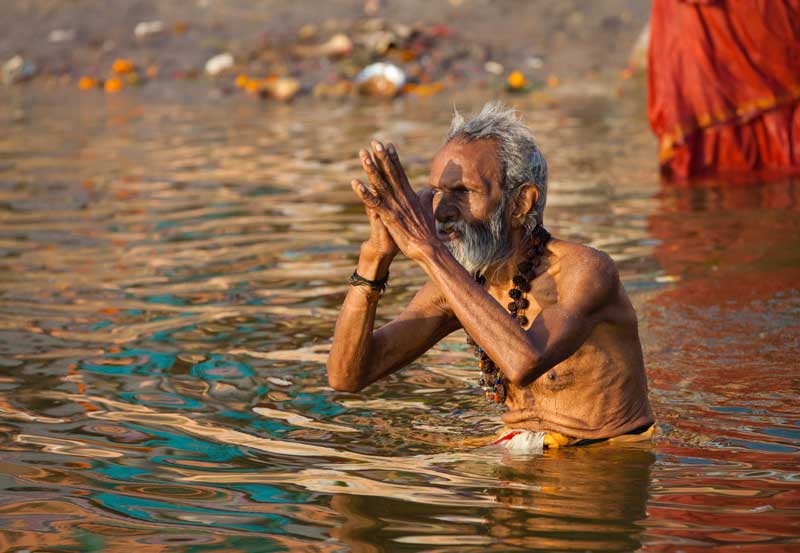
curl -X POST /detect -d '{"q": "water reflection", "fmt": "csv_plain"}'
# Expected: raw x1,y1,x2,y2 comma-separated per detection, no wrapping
0,88,798,550
650,177,800,282
330,446,655,552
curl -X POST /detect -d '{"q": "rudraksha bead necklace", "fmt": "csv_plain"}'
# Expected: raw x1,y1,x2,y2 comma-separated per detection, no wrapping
466,226,551,405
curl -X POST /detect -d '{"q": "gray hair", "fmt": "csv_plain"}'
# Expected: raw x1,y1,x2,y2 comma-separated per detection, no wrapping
446,101,548,231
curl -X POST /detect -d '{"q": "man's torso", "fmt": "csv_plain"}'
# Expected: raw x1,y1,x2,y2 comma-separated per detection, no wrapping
478,240,653,439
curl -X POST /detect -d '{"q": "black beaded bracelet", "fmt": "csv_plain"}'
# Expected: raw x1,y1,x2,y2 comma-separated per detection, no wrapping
349,270,389,293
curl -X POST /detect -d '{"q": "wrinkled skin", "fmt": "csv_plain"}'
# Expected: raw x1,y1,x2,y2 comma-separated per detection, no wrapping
327,138,653,440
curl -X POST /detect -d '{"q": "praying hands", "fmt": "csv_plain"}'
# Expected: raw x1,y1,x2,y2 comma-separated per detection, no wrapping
352,140,438,264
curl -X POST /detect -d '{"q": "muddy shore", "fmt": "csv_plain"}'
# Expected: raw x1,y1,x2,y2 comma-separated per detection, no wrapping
1,1,650,100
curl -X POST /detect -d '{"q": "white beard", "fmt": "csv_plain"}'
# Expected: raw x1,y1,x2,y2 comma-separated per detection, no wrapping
437,196,511,276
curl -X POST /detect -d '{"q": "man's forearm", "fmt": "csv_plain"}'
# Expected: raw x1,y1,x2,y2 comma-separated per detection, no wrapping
354,243,393,281
415,244,544,385
326,245,394,392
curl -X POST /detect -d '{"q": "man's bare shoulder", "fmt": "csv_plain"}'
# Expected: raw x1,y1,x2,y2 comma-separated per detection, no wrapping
547,238,620,312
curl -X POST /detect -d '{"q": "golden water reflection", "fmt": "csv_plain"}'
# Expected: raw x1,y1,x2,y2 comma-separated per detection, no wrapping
0,86,797,550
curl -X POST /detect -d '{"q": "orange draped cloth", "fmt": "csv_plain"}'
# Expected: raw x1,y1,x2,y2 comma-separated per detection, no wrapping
647,0,800,179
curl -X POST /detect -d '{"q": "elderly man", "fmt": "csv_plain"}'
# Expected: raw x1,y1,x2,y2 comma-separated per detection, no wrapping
328,102,654,449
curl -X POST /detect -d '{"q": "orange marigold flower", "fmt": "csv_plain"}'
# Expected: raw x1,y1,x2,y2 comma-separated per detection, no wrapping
235,74,249,88
78,76,98,90
413,82,444,96
507,70,527,91
104,77,123,93
112,58,135,74
244,80,263,94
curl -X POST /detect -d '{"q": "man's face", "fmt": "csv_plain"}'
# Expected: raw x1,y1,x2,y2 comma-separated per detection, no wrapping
429,138,510,274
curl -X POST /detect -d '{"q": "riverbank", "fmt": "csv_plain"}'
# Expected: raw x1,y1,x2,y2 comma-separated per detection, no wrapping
1,0,650,102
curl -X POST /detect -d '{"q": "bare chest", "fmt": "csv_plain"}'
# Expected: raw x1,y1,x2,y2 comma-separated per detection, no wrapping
486,270,558,321
502,326,649,431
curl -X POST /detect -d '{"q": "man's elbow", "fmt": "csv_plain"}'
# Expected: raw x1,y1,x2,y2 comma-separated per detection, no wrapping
326,363,365,393
328,377,364,393
505,369,534,388
503,353,543,388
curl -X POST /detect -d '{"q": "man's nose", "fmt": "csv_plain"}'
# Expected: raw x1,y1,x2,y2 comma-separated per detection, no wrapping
433,195,458,223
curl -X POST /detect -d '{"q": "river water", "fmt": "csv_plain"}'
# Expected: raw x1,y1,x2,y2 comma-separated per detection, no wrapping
1,86,798,551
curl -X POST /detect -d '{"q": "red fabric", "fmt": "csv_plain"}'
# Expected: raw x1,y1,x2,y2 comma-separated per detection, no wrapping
647,0,800,179
492,430,522,445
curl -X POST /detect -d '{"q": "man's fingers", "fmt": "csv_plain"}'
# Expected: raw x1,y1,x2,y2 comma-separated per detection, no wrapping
370,140,399,194
359,148,389,197
372,139,416,203
351,179,381,209
386,142,416,198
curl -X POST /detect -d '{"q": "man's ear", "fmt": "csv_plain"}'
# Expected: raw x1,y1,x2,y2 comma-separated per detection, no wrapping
510,183,539,227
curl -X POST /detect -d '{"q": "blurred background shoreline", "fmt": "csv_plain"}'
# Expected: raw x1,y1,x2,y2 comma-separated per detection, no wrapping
1,0,651,103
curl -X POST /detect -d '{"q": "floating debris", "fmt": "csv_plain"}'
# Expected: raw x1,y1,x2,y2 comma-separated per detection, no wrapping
134,20,165,39
355,62,405,97
112,58,135,75
205,53,234,76
48,29,76,43
2,55,37,85
506,70,527,92
124,72,142,86
173,21,190,34
313,79,353,98
525,56,544,69
294,33,353,58
403,81,445,96
360,29,396,55
244,78,263,94
264,77,301,101
5,8,593,104
77,76,98,90
297,24,318,40
104,77,123,93
484,61,504,75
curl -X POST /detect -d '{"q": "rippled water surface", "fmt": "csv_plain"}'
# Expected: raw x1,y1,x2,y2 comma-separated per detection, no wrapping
1,86,798,551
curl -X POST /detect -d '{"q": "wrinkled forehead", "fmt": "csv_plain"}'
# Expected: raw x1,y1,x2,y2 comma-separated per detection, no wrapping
429,138,503,188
